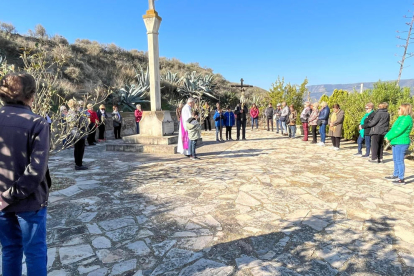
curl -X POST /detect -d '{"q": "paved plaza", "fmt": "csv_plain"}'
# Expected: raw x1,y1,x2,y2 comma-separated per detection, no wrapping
14,130,414,275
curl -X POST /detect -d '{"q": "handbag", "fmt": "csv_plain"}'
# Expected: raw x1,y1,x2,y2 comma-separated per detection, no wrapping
317,119,323,126
280,116,286,122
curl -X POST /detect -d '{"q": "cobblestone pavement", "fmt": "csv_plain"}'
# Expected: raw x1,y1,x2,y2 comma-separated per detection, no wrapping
11,130,414,275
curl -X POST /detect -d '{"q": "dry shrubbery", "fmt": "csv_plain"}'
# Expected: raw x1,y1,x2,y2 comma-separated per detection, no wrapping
64,66,83,82
0,22,268,110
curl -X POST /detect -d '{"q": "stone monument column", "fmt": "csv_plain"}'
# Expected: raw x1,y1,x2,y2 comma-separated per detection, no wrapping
143,1,162,111
138,1,175,137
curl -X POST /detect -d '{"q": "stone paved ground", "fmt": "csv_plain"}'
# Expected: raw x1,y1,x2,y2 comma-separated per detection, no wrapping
7,129,414,276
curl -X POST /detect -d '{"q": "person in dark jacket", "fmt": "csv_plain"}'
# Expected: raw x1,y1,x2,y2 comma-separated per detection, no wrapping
87,103,98,145
265,103,274,131
97,104,108,142
362,102,390,163
235,103,249,140
112,105,123,139
224,106,235,140
355,103,375,157
318,101,330,146
67,99,89,170
0,73,51,276
203,103,212,131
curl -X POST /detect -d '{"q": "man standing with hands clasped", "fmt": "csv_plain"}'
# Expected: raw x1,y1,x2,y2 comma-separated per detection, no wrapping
265,103,274,131
235,103,249,140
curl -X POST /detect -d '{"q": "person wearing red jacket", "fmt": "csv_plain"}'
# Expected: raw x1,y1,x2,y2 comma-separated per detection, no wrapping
250,104,260,130
135,104,143,134
87,103,98,145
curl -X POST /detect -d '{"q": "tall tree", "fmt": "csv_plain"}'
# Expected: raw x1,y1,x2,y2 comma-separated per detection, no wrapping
396,10,414,85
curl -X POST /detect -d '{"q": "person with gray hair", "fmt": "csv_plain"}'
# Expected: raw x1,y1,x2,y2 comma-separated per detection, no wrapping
300,102,312,141
135,104,143,134
178,98,195,156
362,102,390,163
274,103,282,134
308,102,320,143
318,101,330,146
280,102,289,136
355,102,374,157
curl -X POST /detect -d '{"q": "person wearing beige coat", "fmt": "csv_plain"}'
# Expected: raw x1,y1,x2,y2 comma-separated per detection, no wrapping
328,103,345,150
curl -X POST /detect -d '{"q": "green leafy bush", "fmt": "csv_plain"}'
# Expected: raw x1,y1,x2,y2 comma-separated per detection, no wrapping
321,81,414,141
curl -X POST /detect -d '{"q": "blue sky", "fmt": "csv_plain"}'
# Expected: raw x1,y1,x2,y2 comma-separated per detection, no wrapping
1,0,414,89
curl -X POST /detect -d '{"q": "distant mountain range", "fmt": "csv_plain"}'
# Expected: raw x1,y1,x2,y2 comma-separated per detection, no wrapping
307,79,414,101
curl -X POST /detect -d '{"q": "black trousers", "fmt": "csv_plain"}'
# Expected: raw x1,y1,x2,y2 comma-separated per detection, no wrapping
98,124,105,140
371,134,385,161
74,139,85,166
226,126,232,139
237,120,247,139
312,125,317,143
267,118,273,131
114,126,121,139
204,117,211,131
87,123,97,145
331,137,341,148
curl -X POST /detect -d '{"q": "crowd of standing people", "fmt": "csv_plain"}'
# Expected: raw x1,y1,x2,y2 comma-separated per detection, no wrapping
0,72,414,276
177,97,414,184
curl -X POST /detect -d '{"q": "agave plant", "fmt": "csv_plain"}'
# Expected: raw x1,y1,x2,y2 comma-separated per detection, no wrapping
177,71,217,100
222,91,239,108
162,71,180,85
177,71,218,123
117,66,150,111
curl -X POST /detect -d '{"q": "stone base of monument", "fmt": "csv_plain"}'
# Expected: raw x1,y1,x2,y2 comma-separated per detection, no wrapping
123,135,178,145
106,111,179,154
106,135,203,155
106,142,177,154
105,111,205,154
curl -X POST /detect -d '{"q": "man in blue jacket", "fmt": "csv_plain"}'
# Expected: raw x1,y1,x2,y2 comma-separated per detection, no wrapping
224,106,235,140
214,107,226,142
318,102,330,146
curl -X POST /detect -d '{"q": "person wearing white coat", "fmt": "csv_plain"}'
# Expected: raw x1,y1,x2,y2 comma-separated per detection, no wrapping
178,98,195,156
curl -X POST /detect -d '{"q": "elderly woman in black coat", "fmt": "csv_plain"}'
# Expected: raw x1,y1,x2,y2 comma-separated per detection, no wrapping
361,102,390,163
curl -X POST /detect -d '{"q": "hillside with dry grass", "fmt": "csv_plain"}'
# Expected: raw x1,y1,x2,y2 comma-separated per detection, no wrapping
0,23,267,110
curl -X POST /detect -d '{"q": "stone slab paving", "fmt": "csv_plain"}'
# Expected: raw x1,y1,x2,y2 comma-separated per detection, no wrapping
3,129,414,276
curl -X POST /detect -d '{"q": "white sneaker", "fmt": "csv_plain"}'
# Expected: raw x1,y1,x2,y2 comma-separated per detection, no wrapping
319,142,325,147
333,147,340,151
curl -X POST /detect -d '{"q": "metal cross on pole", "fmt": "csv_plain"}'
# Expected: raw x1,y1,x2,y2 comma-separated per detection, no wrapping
231,78,253,107
231,78,253,92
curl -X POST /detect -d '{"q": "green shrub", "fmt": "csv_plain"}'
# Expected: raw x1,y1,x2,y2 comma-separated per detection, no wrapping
322,81,414,141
